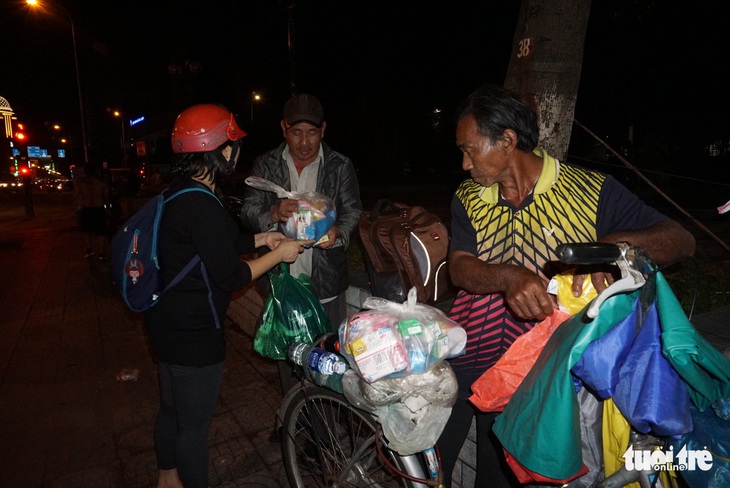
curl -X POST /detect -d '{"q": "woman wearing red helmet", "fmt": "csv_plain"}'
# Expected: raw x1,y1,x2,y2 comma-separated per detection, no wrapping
146,104,311,488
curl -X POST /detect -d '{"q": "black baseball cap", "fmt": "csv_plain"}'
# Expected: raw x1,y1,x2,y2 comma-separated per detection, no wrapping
283,94,324,128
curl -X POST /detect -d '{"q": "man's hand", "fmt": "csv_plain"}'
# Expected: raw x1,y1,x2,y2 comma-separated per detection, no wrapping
315,226,341,249
571,270,615,297
271,198,300,223
503,268,555,321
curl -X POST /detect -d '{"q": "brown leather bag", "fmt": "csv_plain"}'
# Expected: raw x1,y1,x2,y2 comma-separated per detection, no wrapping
359,199,452,304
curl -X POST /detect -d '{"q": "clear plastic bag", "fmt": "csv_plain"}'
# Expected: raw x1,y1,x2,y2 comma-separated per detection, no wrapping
245,176,336,243
338,287,466,382
342,362,458,455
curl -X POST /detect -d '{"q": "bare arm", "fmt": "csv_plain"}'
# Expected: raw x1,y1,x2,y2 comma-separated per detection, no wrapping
245,239,313,280
450,250,555,321
599,219,695,266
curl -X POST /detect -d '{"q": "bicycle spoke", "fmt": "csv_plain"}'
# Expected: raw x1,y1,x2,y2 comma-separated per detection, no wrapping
282,387,413,488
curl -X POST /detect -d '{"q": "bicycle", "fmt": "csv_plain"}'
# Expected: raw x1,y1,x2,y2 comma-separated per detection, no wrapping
278,346,443,488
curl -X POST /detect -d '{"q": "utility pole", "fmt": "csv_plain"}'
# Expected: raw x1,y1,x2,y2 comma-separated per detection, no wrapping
286,0,297,97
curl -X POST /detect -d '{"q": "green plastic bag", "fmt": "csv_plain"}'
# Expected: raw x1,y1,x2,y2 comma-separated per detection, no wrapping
253,263,332,360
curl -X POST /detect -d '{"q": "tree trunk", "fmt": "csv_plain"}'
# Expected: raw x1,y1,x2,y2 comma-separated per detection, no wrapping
504,0,592,160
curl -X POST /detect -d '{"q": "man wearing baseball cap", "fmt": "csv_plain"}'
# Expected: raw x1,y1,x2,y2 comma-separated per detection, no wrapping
241,94,362,391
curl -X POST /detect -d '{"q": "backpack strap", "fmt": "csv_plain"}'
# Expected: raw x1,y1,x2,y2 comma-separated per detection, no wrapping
158,182,223,328
199,261,221,329
160,255,201,295
370,198,401,220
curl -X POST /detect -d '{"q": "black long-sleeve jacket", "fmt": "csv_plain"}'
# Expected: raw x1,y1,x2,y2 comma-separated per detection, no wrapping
239,142,362,299
145,179,255,367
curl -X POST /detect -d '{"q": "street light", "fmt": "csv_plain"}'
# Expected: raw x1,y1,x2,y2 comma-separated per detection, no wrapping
26,0,89,163
113,110,127,166
251,91,262,123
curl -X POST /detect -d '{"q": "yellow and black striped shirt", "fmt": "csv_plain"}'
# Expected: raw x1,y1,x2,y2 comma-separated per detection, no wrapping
448,149,666,373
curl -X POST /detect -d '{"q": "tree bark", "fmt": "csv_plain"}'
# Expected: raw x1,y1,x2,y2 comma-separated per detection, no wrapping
504,0,592,160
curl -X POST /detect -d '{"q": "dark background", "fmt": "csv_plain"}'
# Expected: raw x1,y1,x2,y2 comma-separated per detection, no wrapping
2,0,729,203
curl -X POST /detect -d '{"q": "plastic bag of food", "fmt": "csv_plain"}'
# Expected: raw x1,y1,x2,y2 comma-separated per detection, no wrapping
245,176,336,243
253,264,331,360
339,287,466,382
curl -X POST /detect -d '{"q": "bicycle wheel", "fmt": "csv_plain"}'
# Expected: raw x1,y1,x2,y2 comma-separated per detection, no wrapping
281,385,417,488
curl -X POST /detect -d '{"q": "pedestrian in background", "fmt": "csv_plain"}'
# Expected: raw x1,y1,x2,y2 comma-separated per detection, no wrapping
73,162,111,259
145,104,309,488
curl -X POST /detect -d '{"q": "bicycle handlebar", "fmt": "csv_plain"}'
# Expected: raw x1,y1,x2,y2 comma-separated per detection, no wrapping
556,243,657,319
556,243,624,265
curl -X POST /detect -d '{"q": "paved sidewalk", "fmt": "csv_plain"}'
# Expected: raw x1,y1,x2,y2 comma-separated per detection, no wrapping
0,192,288,487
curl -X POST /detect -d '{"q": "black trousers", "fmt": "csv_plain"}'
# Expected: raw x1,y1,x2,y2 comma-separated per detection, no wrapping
154,361,224,488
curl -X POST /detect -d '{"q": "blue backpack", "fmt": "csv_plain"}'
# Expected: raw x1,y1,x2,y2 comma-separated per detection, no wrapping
111,182,222,326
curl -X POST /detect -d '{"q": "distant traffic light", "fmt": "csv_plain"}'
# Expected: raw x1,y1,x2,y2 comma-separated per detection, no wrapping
14,123,27,141
20,166,31,176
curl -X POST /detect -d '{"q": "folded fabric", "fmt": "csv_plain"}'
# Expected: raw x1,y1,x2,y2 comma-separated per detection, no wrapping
655,273,730,410
494,271,730,481
574,301,692,436
493,291,638,481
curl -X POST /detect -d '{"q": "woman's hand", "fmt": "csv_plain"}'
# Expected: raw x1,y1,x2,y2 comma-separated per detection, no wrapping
275,238,314,263
255,231,287,250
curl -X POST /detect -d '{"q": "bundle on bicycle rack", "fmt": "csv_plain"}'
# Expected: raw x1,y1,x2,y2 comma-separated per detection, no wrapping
337,287,466,455
338,287,466,382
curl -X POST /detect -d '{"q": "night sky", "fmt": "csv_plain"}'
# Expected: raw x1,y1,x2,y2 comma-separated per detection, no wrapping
2,0,729,190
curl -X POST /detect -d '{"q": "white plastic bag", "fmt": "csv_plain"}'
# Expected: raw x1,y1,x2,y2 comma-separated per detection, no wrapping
342,362,458,455
339,287,466,382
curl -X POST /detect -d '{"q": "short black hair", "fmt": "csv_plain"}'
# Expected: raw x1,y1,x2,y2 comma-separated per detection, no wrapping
456,84,539,152
172,141,233,182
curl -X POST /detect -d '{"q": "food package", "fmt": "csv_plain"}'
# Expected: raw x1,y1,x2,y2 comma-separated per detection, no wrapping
245,176,336,243
547,271,599,315
339,287,466,382
280,192,336,242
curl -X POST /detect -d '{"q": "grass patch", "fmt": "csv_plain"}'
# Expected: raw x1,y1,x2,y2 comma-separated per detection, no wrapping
662,258,730,317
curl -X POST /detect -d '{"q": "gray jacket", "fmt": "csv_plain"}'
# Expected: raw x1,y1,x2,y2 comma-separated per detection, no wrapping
240,142,362,298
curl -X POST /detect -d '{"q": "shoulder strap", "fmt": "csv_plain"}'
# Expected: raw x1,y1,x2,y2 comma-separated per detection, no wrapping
163,183,223,207
156,181,223,328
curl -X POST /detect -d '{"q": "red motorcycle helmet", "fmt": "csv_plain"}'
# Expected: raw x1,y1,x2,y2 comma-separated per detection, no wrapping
171,104,246,154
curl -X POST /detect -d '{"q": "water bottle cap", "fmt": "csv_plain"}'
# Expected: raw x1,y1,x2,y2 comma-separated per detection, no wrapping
333,360,347,375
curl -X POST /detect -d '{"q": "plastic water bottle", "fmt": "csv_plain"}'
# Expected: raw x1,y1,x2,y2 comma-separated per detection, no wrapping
307,348,347,375
423,447,439,479
289,342,315,367
288,342,348,393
